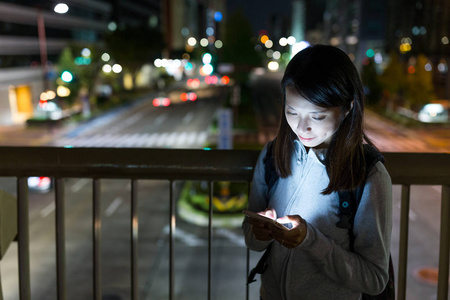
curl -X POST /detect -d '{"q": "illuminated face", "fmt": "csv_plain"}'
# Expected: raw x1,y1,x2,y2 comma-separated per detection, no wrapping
285,87,344,149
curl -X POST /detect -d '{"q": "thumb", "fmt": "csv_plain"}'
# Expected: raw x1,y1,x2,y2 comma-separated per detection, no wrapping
277,215,302,226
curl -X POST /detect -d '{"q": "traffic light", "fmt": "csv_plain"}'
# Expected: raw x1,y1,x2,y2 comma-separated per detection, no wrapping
60,70,73,83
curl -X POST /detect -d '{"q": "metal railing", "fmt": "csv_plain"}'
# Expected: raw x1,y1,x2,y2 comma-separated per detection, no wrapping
0,147,448,300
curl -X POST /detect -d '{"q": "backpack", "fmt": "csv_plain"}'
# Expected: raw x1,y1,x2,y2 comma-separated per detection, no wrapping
247,141,395,300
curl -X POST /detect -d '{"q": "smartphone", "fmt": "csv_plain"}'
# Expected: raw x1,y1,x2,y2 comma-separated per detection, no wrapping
242,209,289,231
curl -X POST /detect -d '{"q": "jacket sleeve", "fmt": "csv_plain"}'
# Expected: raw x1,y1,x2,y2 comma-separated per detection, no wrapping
242,144,273,252
298,161,393,295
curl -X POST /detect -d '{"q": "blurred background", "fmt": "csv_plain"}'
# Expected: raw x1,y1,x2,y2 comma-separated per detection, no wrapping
0,1,449,300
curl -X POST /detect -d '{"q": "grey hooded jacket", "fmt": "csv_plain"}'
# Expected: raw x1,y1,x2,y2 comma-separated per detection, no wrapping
242,140,392,300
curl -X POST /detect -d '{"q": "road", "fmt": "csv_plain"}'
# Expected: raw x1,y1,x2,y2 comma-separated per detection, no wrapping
0,73,449,300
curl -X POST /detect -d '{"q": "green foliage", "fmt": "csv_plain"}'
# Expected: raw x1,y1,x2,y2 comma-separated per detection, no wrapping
57,47,79,103
379,51,406,97
404,54,435,110
361,58,382,105
220,9,263,84
104,22,164,76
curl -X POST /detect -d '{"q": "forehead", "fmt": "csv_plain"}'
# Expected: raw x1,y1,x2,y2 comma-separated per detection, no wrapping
285,88,325,111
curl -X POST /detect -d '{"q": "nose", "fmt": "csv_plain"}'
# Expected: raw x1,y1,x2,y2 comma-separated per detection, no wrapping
297,117,312,133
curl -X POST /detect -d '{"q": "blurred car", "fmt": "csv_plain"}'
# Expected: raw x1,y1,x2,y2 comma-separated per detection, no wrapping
180,91,198,102
34,99,64,120
28,176,52,193
418,101,449,123
152,93,171,107
187,78,201,89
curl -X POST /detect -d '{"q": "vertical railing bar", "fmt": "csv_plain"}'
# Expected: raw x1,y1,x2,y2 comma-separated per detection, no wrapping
55,178,66,300
169,180,175,300
17,177,31,300
93,179,101,300
437,185,450,300
397,184,410,300
208,181,213,300
131,179,138,300
245,181,251,300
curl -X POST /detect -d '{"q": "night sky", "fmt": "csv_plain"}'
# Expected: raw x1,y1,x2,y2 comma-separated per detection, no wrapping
226,0,292,34
226,0,326,36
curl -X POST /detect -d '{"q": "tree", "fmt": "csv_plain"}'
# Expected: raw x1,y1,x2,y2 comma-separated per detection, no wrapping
104,23,164,87
57,47,79,104
361,58,382,106
379,51,406,111
220,9,262,85
404,54,435,110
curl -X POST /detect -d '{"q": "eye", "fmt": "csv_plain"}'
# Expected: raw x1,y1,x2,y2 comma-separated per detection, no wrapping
312,116,326,121
286,111,297,116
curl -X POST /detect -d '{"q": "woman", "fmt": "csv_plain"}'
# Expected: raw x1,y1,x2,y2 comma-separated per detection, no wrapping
242,45,392,299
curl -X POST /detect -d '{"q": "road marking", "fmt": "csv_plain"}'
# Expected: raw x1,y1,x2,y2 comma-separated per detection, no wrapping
54,131,210,149
215,228,246,246
105,197,123,217
40,201,55,218
71,178,90,193
162,225,206,247
154,114,167,126
395,202,417,221
183,112,194,124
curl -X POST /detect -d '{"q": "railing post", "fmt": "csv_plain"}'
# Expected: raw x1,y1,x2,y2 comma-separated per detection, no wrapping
397,184,410,300
208,181,213,300
245,183,251,300
169,180,175,300
131,180,138,300
55,178,66,300
437,185,450,300
17,177,30,300
93,179,101,300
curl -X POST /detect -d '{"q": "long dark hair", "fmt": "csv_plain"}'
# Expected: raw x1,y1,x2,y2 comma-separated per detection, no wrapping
273,45,376,194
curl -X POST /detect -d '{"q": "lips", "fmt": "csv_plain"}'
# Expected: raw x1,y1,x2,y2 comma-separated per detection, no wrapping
298,135,314,142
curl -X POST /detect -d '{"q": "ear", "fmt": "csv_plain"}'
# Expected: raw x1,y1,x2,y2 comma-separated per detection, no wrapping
344,100,354,117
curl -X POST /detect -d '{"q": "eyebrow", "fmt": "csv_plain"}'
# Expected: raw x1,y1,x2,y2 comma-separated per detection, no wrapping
286,104,328,113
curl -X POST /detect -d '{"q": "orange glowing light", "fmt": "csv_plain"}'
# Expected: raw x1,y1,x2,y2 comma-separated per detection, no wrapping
407,66,416,74
260,35,269,44
221,76,230,85
180,93,188,101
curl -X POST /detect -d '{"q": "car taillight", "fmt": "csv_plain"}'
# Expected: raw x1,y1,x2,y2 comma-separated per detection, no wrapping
188,93,197,101
180,93,188,101
153,98,160,106
162,98,170,106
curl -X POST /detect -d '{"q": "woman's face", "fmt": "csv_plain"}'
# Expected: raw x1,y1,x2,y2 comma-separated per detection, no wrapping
285,87,344,149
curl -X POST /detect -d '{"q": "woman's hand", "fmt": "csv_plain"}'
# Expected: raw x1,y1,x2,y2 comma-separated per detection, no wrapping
248,208,277,241
272,215,307,249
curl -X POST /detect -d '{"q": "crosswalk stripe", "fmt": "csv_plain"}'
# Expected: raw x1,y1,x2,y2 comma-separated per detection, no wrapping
54,131,210,148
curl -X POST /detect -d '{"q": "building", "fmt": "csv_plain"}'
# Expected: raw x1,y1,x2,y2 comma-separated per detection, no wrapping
0,0,162,126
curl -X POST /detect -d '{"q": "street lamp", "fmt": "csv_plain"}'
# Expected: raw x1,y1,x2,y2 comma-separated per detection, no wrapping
37,3,69,90
54,3,69,14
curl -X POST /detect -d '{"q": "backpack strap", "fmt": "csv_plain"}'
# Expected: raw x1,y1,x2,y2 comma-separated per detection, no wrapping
336,144,384,231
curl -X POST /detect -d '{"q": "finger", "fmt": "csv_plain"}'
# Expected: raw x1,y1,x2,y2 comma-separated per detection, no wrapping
277,215,302,227
263,208,277,220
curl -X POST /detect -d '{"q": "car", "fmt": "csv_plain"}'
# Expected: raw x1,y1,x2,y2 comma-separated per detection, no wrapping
152,93,171,107
418,101,449,123
28,176,52,193
34,99,64,120
180,91,198,102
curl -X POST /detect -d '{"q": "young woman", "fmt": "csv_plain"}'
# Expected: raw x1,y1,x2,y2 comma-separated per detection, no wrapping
242,45,392,299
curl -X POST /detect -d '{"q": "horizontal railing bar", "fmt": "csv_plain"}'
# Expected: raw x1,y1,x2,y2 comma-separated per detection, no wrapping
0,148,448,184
